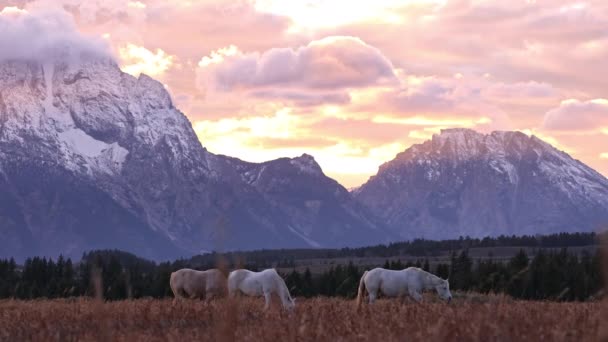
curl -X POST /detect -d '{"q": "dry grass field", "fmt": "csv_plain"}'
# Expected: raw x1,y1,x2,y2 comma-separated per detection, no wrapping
0,296,604,342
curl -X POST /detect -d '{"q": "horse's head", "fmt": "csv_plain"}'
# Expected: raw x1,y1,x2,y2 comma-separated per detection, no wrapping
435,279,452,303
285,297,296,311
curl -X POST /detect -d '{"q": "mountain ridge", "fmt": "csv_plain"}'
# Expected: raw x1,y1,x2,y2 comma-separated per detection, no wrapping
354,128,608,240
0,57,392,260
1,57,607,261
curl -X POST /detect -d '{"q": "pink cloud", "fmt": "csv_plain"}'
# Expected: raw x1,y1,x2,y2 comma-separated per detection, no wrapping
249,89,350,107
365,75,558,131
309,117,411,145
380,78,456,114
197,36,396,96
312,1,608,97
543,99,608,132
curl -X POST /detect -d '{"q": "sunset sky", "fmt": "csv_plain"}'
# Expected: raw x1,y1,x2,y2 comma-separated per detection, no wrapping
1,0,607,187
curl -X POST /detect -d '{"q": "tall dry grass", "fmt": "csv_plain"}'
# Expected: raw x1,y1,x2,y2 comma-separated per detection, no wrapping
0,297,601,342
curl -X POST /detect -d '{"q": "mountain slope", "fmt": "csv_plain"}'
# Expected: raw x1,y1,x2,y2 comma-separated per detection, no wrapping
223,153,393,248
354,129,608,239
0,58,390,260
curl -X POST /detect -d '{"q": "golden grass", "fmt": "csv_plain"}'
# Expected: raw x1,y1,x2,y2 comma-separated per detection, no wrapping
0,297,602,342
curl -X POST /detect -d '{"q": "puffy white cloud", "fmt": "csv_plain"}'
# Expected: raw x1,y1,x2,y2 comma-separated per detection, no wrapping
0,5,111,62
197,36,396,93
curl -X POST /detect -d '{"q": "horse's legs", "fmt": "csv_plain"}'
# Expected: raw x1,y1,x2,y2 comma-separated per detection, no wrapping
368,290,377,304
263,291,272,310
172,287,187,303
205,291,219,303
171,284,182,300
408,288,423,303
205,287,220,302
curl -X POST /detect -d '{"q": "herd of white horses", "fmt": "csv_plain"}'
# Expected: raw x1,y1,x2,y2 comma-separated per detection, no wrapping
170,266,452,310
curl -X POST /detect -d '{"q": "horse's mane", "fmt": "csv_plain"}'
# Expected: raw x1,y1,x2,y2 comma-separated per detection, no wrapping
419,268,444,286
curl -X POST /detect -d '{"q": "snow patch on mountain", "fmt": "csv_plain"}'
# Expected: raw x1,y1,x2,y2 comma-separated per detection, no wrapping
288,225,322,248
42,63,56,116
42,62,131,175
58,128,129,173
59,128,108,157
489,158,518,184
243,165,266,185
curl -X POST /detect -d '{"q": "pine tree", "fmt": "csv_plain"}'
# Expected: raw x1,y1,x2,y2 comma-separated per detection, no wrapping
0,259,17,298
423,259,430,272
506,249,529,298
285,270,302,297
435,263,450,279
509,249,529,272
63,258,76,296
302,268,314,297
450,250,473,290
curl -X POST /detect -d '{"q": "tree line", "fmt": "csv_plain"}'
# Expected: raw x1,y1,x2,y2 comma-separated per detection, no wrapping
0,247,603,302
188,232,601,267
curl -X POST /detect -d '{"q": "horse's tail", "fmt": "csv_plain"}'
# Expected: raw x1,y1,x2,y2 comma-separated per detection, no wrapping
356,270,368,309
274,270,295,309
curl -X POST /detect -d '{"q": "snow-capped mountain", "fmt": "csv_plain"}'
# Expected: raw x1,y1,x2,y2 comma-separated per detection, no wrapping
0,58,391,260
3,57,606,261
354,128,608,239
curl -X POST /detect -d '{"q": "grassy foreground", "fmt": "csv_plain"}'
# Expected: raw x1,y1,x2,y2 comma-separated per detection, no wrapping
0,296,604,341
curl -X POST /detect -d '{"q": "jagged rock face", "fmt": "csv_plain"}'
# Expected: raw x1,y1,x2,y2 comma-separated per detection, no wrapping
0,58,391,260
0,58,215,259
354,129,608,239
225,154,393,248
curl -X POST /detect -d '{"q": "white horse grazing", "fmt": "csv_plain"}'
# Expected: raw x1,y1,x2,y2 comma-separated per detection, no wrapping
170,268,227,300
228,269,295,310
356,267,452,307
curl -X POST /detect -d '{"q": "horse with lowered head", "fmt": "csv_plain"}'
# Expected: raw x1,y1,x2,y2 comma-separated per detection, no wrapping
228,268,295,310
356,267,452,307
170,268,227,300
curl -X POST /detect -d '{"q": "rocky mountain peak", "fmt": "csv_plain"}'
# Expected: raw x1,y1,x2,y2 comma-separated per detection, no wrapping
389,129,564,168
0,57,209,178
355,129,608,240
289,153,323,175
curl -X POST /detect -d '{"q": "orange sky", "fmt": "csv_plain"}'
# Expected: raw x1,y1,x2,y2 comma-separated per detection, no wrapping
2,0,607,187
